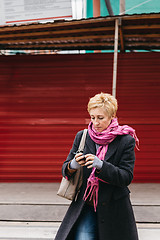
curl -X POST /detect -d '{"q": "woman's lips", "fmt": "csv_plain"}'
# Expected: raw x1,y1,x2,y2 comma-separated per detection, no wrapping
95,127,101,131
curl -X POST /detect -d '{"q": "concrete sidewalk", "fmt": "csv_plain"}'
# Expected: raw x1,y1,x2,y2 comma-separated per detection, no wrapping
0,222,159,240
0,183,159,222
0,183,159,239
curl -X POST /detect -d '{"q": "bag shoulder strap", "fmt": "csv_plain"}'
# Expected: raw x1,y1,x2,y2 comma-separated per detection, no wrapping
78,129,87,152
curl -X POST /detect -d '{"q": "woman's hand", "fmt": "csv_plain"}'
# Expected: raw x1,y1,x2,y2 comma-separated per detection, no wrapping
85,154,94,169
69,152,86,169
70,153,103,170
85,154,103,170
75,152,86,167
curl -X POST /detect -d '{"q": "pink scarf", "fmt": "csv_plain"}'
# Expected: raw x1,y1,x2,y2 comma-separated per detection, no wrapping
83,118,139,211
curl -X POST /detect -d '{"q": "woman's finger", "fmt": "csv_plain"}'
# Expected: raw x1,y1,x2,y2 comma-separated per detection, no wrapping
85,160,93,166
78,160,86,166
85,155,94,162
85,153,94,158
76,155,86,162
75,152,83,158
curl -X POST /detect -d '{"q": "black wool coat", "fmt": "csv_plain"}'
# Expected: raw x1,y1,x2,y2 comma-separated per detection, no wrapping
55,130,139,240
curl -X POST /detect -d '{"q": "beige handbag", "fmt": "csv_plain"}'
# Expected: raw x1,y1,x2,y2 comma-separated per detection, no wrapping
57,129,87,201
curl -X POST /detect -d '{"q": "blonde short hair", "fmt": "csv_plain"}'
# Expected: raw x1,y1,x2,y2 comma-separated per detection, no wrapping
88,92,118,118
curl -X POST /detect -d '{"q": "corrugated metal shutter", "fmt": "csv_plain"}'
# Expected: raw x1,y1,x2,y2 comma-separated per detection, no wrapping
0,53,159,182
117,53,160,182
0,54,112,182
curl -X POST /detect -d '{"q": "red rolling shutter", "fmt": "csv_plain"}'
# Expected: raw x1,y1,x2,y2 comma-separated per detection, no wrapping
0,53,159,182
117,53,160,182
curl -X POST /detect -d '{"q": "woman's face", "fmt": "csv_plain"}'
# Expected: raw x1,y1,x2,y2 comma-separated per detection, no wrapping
89,107,112,132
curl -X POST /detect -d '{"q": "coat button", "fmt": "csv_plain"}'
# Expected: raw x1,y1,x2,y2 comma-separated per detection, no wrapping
102,202,106,206
101,219,105,223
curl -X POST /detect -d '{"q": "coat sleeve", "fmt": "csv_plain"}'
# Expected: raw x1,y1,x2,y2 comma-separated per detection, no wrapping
96,136,136,187
62,130,83,179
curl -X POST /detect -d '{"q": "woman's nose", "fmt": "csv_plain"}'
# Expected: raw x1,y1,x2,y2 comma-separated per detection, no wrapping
94,119,99,125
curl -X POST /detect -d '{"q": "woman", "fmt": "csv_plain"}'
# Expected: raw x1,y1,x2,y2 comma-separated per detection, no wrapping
55,93,139,240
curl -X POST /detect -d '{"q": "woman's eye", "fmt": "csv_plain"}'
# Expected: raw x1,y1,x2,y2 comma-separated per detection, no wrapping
98,117,104,120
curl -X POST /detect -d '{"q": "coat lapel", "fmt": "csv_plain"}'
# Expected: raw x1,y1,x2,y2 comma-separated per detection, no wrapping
104,136,120,161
